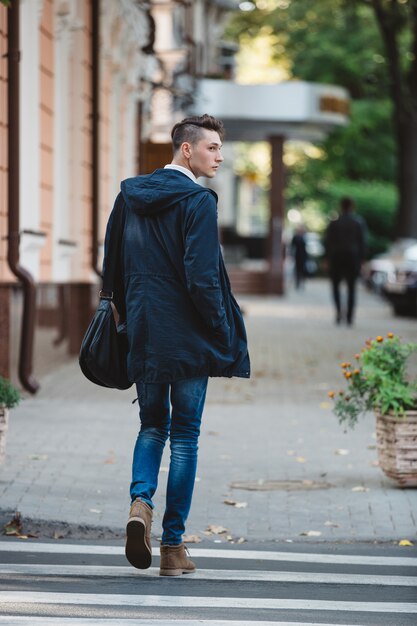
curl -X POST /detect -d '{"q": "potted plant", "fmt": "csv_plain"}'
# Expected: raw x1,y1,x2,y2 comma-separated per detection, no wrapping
0,376,20,465
328,333,417,487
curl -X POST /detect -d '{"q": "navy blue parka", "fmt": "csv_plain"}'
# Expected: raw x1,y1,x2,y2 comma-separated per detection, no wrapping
104,168,250,384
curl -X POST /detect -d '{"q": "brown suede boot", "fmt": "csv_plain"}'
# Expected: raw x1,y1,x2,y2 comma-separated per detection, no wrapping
159,543,196,576
125,498,153,569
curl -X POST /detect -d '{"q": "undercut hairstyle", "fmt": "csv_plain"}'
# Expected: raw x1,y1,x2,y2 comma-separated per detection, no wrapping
171,114,225,154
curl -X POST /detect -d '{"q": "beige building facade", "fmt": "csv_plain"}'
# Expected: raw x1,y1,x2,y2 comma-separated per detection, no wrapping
0,0,237,391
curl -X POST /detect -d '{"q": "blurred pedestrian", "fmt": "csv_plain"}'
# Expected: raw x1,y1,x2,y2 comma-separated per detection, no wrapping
291,225,308,289
102,114,250,576
325,196,367,325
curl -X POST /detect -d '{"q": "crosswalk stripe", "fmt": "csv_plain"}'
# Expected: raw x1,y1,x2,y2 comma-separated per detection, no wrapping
1,591,417,613
1,563,416,586
1,542,416,567
0,615,370,626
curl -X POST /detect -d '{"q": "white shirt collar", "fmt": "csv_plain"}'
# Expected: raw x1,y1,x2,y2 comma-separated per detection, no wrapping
164,164,199,185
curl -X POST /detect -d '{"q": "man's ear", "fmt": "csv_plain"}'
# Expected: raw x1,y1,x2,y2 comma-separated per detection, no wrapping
181,142,192,159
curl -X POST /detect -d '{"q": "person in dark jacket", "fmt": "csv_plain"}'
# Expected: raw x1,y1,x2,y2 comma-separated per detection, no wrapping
103,114,250,576
291,225,308,289
325,196,367,325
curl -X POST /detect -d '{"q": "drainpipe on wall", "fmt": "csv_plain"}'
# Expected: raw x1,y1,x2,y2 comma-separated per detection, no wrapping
7,2,39,394
91,0,101,277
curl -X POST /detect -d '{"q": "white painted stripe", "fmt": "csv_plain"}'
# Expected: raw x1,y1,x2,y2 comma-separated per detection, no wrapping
0,619,370,626
1,542,416,567
1,591,417,613
1,563,416,587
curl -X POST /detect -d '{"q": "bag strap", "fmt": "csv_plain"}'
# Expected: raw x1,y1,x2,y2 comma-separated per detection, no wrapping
100,193,126,300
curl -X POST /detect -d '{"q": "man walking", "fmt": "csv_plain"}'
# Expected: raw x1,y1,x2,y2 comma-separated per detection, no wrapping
325,196,367,325
103,114,250,576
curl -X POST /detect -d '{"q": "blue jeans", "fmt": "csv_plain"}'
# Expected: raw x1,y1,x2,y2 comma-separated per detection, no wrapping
130,376,208,545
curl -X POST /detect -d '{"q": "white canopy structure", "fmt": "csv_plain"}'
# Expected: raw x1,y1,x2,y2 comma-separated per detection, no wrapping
193,79,349,141
191,79,350,293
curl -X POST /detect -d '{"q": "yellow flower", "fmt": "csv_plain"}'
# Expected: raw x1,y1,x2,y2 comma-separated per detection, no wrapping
355,353,360,360
340,362,347,368
345,372,352,379
387,332,394,339
328,391,335,398
353,369,360,375
376,336,383,343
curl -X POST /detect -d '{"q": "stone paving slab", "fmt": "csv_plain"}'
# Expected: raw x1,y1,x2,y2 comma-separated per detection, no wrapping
1,279,417,544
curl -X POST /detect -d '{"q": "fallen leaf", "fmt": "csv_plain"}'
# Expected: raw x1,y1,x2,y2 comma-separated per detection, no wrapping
352,486,369,492
183,534,202,544
236,537,247,544
335,449,350,456
295,456,307,463
223,499,247,508
89,508,101,514
398,539,414,547
300,530,322,537
324,521,340,527
29,454,48,461
226,534,233,541
205,524,228,535
3,512,23,536
53,531,65,540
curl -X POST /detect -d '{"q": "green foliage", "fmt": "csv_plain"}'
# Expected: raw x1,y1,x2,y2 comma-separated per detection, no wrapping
0,376,20,409
225,0,416,244
311,100,396,184
330,335,417,429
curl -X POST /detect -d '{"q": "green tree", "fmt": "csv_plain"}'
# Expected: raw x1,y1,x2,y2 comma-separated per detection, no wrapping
364,0,417,237
226,0,417,238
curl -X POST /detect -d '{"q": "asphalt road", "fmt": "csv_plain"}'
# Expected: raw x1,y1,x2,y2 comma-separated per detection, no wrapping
0,538,416,625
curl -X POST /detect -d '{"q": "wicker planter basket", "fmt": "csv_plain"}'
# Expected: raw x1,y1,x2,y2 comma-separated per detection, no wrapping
0,405,9,465
376,410,417,487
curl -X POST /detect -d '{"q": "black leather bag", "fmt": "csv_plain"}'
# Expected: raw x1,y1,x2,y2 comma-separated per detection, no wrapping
79,196,132,390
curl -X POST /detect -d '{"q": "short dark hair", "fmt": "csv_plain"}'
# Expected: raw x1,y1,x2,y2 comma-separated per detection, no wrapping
340,196,355,213
171,114,225,153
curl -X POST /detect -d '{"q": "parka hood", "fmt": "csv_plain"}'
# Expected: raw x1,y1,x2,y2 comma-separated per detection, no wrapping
120,168,217,217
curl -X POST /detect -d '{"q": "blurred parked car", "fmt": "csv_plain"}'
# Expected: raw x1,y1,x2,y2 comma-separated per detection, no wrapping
304,232,325,276
362,239,417,297
362,239,417,315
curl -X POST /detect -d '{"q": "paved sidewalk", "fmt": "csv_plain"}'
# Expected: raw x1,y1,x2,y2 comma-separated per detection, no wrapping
1,279,417,544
